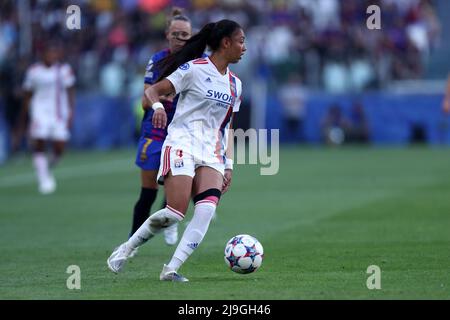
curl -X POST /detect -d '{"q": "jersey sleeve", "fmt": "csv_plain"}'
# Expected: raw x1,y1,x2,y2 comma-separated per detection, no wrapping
22,67,35,91
233,97,242,112
166,62,194,94
62,64,76,87
144,56,157,85
232,80,242,112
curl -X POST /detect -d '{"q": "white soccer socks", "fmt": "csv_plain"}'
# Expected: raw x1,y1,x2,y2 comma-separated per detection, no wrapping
167,202,216,271
33,152,55,194
127,206,184,252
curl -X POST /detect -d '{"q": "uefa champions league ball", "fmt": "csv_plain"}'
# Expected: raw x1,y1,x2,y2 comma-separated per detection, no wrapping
224,234,264,274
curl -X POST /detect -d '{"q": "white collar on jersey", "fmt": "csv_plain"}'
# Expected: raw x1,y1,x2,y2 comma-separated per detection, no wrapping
206,56,229,77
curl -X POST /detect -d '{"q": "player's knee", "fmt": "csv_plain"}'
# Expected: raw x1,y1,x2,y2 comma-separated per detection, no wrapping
33,140,46,152
53,148,64,158
141,170,159,189
148,205,184,231
148,210,175,232
142,180,159,189
193,188,221,206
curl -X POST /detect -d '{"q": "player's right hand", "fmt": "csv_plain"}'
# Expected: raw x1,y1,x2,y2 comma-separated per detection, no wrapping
222,169,233,194
152,108,167,129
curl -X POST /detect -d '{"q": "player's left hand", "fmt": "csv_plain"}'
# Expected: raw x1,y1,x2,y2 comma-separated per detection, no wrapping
222,169,233,194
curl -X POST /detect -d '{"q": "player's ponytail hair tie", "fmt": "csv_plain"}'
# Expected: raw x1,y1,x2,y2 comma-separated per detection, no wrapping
155,19,242,83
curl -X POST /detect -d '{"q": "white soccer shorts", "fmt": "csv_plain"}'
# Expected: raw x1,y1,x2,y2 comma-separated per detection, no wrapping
29,117,70,141
157,145,225,184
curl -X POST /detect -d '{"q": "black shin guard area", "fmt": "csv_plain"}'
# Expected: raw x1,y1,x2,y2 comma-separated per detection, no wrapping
131,188,157,235
193,188,222,204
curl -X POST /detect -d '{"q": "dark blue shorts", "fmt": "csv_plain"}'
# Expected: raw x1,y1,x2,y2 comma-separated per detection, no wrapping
135,137,164,171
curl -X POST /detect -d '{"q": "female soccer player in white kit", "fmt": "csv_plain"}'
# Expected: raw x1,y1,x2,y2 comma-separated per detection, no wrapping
22,42,75,194
130,8,193,249
108,19,246,282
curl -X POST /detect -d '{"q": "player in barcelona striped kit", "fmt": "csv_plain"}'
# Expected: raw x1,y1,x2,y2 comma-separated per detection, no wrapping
108,19,246,282
129,9,193,252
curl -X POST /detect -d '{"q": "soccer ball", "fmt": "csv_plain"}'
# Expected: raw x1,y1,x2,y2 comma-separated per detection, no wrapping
224,234,264,274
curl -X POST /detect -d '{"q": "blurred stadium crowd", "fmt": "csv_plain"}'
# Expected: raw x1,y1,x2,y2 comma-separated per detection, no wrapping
0,0,441,95
0,0,446,157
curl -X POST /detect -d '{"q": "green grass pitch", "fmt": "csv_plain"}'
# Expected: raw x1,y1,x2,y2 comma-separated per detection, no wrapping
1,147,449,299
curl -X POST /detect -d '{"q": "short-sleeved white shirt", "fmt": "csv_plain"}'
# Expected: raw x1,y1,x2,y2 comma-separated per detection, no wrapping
23,62,75,121
165,56,242,164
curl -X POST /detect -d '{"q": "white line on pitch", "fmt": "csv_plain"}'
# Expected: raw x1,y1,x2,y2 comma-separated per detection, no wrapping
0,158,134,188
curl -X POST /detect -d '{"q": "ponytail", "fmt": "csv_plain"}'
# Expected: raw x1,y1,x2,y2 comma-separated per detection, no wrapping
155,19,242,82
155,22,216,82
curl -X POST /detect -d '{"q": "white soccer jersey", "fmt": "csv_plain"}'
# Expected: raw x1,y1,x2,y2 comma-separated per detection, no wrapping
165,56,242,164
23,62,75,122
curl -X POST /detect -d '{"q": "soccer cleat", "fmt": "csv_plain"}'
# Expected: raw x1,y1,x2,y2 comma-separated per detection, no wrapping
159,264,189,282
107,243,131,273
128,247,139,258
164,223,178,246
38,175,56,195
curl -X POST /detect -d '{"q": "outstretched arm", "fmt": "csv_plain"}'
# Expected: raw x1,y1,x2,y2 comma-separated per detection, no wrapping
222,116,235,194
142,83,175,110
144,79,176,129
16,90,32,144
443,74,450,114
67,86,75,129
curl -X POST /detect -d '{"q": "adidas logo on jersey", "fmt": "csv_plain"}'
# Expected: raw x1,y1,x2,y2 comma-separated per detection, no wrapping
205,77,212,83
